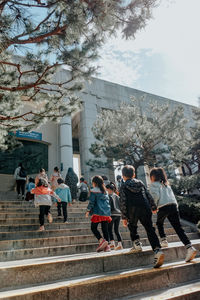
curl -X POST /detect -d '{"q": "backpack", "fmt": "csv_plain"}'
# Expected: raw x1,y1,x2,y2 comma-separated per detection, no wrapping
80,182,88,193
19,167,26,178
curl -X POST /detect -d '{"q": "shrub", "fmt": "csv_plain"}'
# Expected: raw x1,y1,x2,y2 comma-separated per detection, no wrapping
177,196,200,224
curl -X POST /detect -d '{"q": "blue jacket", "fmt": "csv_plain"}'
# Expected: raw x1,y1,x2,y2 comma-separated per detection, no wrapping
87,187,111,216
55,183,72,203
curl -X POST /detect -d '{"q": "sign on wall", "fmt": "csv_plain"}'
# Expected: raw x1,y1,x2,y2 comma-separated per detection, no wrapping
15,131,42,141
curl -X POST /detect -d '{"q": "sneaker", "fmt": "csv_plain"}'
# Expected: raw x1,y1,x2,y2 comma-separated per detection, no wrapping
96,239,108,252
110,241,115,250
104,245,111,252
161,238,168,248
154,249,164,268
185,246,197,262
57,215,62,219
39,225,45,231
115,244,123,251
130,239,142,252
22,195,25,200
47,213,53,223
17,194,21,199
64,221,69,224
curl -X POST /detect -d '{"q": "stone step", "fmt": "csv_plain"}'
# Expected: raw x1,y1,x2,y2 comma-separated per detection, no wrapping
0,206,88,213
0,217,90,224
0,256,200,300
0,231,198,253
118,280,200,300
0,225,192,240
0,234,199,262
0,219,176,232
0,201,88,206
0,212,88,219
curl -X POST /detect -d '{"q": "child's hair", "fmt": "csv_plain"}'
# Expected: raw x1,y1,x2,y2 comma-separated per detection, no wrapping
80,177,84,182
29,177,35,183
116,175,122,181
37,178,48,187
54,166,59,172
150,167,169,186
122,165,135,178
106,182,117,192
92,176,106,194
39,168,45,173
57,178,64,184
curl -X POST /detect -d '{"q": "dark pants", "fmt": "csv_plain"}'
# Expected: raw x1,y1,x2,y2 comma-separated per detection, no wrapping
128,206,161,251
79,192,88,202
57,202,68,222
39,205,50,226
16,180,26,196
157,204,191,246
108,216,122,242
91,221,109,241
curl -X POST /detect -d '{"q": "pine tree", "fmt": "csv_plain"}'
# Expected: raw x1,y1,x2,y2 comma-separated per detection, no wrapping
88,97,190,176
0,0,158,149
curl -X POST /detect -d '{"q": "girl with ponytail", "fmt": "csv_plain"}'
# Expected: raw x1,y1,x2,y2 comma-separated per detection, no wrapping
86,175,111,252
150,167,197,262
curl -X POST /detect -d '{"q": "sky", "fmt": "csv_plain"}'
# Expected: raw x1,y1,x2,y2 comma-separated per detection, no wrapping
96,0,200,107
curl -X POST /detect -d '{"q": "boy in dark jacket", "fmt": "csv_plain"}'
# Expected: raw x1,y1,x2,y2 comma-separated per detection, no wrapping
119,165,164,268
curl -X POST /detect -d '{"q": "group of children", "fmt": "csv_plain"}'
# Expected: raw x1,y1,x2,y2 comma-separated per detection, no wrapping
86,165,197,268
22,164,197,268
24,167,72,231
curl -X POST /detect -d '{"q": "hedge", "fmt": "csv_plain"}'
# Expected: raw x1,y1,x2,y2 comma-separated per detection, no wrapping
177,196,200,224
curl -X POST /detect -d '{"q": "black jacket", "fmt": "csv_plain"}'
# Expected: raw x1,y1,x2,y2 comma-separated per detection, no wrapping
119,179,157,220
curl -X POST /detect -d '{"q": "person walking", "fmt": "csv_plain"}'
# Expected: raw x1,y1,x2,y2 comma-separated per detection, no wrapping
35,168,48,186
86,176,111,252
106,182,123,250
50,167,61,191
25,177,35,201
54,178,72,223
78,177,89,202
14,163,27,200
65,168,78,203
119,165,164,268
149,167,197,262
31,178,60,231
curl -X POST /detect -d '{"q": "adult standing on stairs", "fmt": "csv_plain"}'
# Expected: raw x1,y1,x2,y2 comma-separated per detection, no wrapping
65,168,78,204
14,162,27,200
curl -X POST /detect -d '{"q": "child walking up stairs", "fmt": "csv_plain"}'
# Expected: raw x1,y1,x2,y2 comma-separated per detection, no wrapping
0,191,199,299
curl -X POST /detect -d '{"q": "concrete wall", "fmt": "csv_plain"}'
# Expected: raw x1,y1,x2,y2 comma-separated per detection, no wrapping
78,76,194,182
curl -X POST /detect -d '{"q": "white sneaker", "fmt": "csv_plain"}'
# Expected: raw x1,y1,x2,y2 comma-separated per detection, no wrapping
39,225,45,231
161,238,168,248
17,194,21,199
154,249,164,268
47,213,53,223
185,246,197,262
110,241,115,250
115,242,123,250
130,240,142,252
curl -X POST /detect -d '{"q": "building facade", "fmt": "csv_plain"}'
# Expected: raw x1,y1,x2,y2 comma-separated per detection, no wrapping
0,69,194,191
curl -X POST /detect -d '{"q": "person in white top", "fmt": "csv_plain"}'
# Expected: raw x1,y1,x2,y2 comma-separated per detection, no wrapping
50,166,61,191
150,167,197,263
14,163,27,200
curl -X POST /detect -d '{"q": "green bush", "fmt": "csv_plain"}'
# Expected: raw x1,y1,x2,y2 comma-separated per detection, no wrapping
171,174,200,195
177,196,200,224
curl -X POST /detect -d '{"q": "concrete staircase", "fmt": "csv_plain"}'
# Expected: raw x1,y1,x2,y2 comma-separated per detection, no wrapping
0,192,200,299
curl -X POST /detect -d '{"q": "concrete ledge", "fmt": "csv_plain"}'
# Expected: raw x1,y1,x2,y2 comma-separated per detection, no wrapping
0,241,199,290
0,259,200,300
